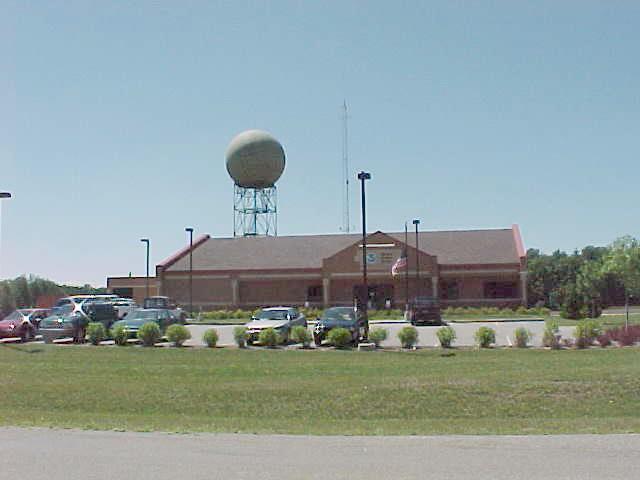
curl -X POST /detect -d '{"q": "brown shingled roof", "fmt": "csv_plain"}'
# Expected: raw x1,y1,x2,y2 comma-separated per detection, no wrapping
163,227,523,272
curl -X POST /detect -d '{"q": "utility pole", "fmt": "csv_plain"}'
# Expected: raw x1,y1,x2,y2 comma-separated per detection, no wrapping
413,219,420,298
185,227,194,318
140,238,150,299
342,101,350,233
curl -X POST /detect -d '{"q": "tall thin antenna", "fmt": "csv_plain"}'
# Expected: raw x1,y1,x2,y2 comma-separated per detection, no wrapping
342,100,350,233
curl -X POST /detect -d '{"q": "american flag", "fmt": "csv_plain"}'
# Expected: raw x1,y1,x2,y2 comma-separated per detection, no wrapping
391,253,407,277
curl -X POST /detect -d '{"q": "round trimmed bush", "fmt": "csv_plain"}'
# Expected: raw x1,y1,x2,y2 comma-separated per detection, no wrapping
369,327,388,347
398,325,418,349
436,326,456,348
166,324,191,347
259,327,279,347
86,322,106,346
111,324,129,346
233,326,247,348
574,320,600,349
327,327,352,348
137,322,161,347
203,329,219,348
474,326,496,348
514,327,532,348
291,325,311,347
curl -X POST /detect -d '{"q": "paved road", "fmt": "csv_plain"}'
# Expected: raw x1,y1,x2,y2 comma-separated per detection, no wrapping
1,427,637,480
184,320,572,348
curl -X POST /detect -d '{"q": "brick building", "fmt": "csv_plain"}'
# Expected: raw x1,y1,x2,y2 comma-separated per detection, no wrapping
107,225,528,309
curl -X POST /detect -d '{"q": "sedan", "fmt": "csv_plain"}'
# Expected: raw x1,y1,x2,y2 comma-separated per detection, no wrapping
313,307,366,346
245,307,307,345
110,308,183,339
0,309,47,341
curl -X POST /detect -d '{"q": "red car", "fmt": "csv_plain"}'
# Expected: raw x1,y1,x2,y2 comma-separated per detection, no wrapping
0,309,49,341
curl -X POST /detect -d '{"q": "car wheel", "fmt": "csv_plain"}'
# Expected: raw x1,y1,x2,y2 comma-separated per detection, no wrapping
313,334,322,347
247,338,254,346
21,327,33,343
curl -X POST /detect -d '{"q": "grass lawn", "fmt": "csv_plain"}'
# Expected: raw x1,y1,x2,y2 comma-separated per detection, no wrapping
1,345,639,435
556,313,640,329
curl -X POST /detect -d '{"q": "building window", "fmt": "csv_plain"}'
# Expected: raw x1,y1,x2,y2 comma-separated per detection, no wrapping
484,281,517,299
307,285,323,301
440,280,459,300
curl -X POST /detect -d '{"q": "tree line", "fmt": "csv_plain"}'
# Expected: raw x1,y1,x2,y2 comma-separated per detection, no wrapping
527,235,640,318
0,276,106,317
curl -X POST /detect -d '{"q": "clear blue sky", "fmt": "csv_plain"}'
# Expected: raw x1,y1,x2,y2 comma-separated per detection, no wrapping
1,1,639,286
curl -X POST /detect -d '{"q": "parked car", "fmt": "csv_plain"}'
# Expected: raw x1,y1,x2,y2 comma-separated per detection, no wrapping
406,297,443,326
109,298,138,319
245,307,307,345
313,306,366,346
0,309,48,341
110,308,185,339
39,304,77,343
143,296,187,322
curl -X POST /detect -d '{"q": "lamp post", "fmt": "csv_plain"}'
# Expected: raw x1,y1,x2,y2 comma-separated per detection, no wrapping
140,238,150,300
0,192,11,278
413,219,420,298
404,222,409,309
358,171,371,340
185,227,194,317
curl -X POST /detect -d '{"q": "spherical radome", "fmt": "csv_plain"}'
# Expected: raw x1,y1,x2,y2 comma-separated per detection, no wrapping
225,130,286,189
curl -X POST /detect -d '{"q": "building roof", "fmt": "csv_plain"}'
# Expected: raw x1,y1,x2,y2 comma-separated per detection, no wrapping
161,226,524,272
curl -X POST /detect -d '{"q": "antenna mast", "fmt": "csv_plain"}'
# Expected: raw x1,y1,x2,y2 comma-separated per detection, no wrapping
342,100,350,233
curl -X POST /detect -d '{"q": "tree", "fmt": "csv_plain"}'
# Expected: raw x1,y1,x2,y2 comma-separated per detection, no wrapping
602,236,640,327
576,260,604,318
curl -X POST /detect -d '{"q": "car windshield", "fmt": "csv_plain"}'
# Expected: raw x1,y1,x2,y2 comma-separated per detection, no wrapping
51,304,74,316
3,311,23,322
131,310,160,320
144,298,168,309
255,310,289,320
322,308,354,321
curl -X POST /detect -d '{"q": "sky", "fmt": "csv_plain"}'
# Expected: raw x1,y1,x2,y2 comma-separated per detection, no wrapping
1,1,639,286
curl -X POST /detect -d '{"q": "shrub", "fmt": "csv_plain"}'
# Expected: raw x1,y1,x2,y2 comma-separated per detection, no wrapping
291,325,311,347
259,327,279,347
574,320,600,349
398,325,419,349
137,322,161,347
514,327,532,348
166,324,191,347
86,322,106,346
202,329,219,348
596,333,612,348
436,326,456,348
327,327,352,348
369,327,388,347
542,326,561,349
515,306,528,316
607,325,640,346
233,326,247,347
111,324,129,346
474,326,496,348
560,285,587,320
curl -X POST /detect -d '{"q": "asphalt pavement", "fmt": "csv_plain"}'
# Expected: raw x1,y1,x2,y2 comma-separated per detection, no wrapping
1,427,637,480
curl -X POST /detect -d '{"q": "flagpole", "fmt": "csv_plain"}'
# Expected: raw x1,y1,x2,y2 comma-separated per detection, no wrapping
404,222,409,311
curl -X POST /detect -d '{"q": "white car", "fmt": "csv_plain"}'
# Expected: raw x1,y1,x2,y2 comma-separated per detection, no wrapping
245,307,307,345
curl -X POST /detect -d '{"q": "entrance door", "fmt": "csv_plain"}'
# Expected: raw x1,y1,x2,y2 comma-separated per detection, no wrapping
353,284,395,309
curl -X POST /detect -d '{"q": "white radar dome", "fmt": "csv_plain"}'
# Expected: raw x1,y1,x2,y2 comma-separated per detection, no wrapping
225,130,286,189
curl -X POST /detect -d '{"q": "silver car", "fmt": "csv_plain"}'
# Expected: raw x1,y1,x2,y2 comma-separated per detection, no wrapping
245,307,307,345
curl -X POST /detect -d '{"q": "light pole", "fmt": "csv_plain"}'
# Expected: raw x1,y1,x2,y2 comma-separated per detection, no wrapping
358,171,371,340
140,238,150,300
413,219,420,298
185,227,194,317
0,192,11,278
404,222,409,309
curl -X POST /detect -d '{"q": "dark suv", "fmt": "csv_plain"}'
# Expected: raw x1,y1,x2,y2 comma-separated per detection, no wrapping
407,297,443,326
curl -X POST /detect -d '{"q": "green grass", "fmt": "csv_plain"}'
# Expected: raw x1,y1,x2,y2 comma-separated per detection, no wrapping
1,345,639,435
556,313,640,329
